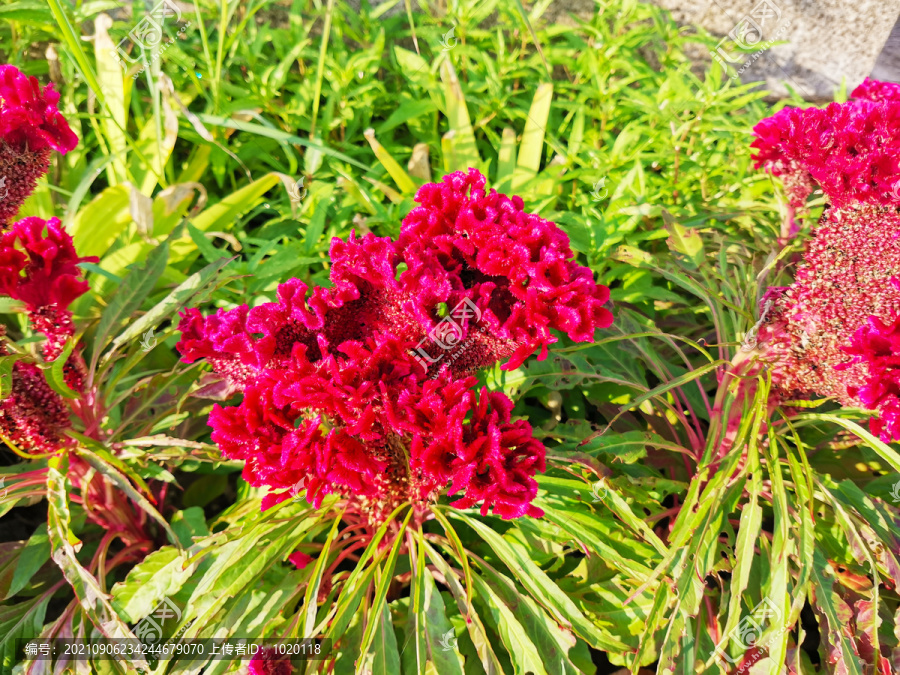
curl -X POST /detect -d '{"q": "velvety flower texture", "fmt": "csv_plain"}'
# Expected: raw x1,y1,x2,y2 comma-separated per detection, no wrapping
753,80,900,439
0,216,98,360
0,66,78,228
758,205,900,401
838,312,900,442
751,78,900,209
0,354,71,454
0,218,93,453
178,169,612,520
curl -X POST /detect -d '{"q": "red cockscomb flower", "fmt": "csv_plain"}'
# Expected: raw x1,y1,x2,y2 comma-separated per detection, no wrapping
839,312,900,441
0,66,78,228
754,81,900,439
751,82,900,209
0,216,97,359
177,171,611,521
851,77,900,103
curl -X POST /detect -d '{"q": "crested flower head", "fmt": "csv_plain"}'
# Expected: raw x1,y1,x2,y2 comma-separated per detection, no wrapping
751,81,900,209
398,168,613,370
838,312,900,441
0,66,78,228
851,77,900,103
0,216,97,359
754,85,900,439
177,171,610,521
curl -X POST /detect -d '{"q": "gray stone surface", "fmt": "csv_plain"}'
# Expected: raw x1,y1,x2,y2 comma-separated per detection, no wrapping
546,0,900,100
871,15,900,82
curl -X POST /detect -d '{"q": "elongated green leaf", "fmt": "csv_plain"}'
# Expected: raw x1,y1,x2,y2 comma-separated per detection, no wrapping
364,129,418,194
302,512,343,638
109,256,233,352
194,115,369,170
810,550,865,675
452,513,629,652
110,547,194,622
73,444,178,547
470,573,547,675
358,509,413,660
662,210,705,269
423,541,503,675
46,454,148,659
70,184,131,257
440,60,480,169
809,414,900,473
45,339,78,400
170,174,281,261
7,528,50,599
420,555,464,675
91,240,169,366
371,601,401,675
0,592,52,674
512,83,553,191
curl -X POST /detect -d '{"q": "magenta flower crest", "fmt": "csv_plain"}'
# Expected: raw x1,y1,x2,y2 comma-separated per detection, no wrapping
177,170,613,521
0,66,78,228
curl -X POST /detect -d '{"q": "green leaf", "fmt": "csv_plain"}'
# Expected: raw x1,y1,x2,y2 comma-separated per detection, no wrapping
193,116,370,170
111,547,195,622
169,173,281,262
470,573,547,675
807,414,900,473
452,513,630,653
302,511,343,638
109,256,233,352
371,601,401,675
0,593,51,674
810,549,865,675
70,185,131,257
512,83,553,191
46,454,148,657
440,60,481,170
662,210,706,269
72,443,179,547
7,528,50,599
45,338,79,400
90,240,169,367
419,555,464,675
187,222,223,263
0,354,24,400
364,128,418,194
358,509,413,660
423,541,503,675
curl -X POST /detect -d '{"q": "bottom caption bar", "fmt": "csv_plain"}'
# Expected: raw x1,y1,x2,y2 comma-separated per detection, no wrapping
18,639,331,661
